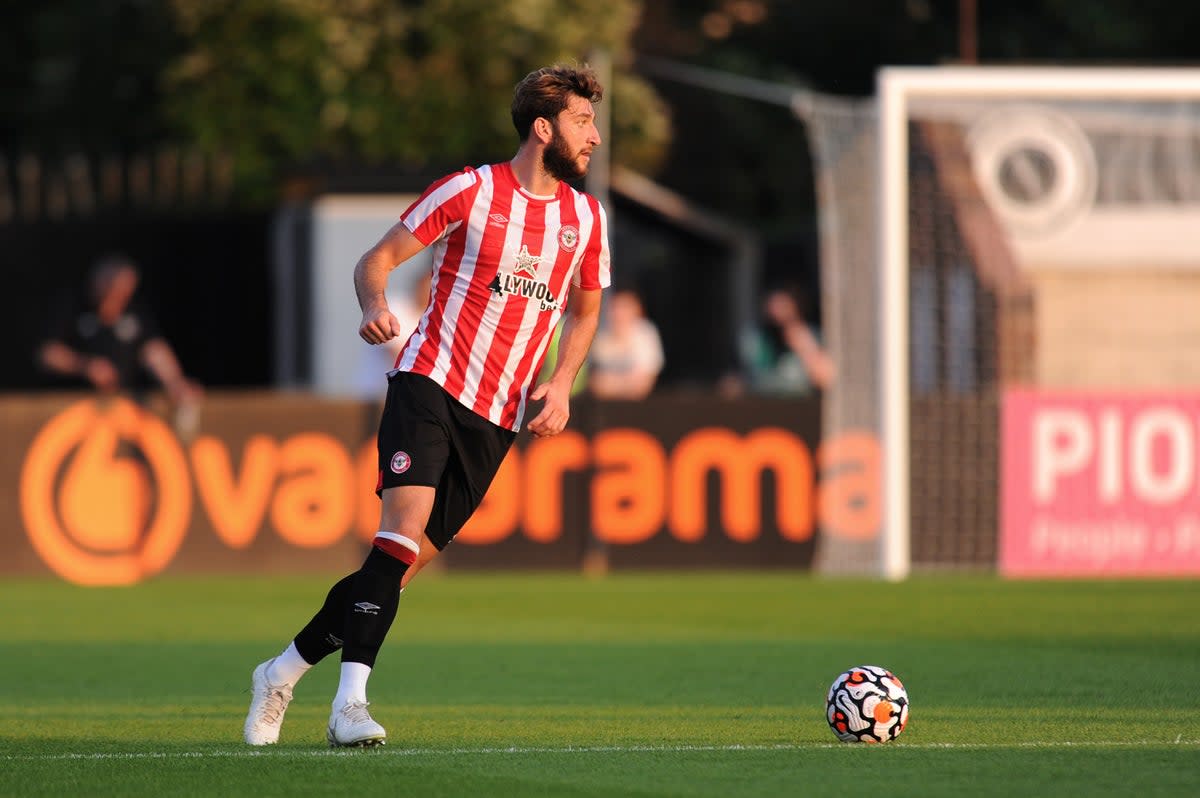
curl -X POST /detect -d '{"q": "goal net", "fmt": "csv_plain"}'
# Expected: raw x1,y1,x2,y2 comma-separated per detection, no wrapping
806,68,1200,578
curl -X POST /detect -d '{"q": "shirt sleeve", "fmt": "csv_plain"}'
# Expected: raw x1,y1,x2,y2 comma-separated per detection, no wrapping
572,198,611,290
400,168,479,246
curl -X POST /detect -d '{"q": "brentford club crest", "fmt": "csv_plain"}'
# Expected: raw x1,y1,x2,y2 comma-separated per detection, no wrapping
390,451,411,474
558,224,579,252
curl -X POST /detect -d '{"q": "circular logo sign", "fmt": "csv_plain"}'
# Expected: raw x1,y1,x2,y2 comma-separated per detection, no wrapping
967,105,1097,238
390,450,412,474
558,225,580,252
19,398,191,586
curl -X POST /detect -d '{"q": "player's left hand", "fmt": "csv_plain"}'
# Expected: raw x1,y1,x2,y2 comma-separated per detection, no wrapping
526,380,570,437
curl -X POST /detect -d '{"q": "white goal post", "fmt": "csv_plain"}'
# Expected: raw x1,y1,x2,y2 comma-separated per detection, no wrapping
877,67,1200,581
634,58,1200,579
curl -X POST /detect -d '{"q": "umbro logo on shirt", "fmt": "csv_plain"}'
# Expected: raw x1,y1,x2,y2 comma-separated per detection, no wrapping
488,213,508,228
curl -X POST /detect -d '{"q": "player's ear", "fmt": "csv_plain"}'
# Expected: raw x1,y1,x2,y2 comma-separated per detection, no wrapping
534,117,554,143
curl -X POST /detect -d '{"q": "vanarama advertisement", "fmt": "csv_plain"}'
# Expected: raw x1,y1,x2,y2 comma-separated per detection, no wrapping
3,393,881,584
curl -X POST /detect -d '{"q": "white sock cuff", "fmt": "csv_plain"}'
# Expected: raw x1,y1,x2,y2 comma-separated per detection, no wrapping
374,531,420,556
266,642,312,686
335,661,373,707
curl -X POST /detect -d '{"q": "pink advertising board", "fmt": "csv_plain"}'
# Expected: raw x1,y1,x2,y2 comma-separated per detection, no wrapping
1001,390,1200,577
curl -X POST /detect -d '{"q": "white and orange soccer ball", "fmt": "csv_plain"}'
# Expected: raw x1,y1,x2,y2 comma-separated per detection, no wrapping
825,665,909,743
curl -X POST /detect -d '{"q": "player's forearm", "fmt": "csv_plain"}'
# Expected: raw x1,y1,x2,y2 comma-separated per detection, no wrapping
355,224,427,316
354,247,395,314
39,341,88,376
784,323,836,389
141,339,185,386
550,308,600,389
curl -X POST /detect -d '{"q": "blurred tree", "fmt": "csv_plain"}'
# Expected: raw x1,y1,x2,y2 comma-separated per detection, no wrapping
0,1,180,154
164,0,670,200
633,0,1200,231
4,0,1198,207
638,0,1200,97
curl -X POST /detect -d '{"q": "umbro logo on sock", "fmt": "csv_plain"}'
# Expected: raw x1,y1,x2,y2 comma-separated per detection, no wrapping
353,602,381,615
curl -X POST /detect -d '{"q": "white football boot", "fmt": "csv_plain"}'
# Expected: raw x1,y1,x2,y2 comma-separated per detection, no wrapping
243,659,294,745
327,701,387,747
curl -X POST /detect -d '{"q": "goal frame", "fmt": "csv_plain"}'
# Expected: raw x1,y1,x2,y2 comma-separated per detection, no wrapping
877,66,1200,581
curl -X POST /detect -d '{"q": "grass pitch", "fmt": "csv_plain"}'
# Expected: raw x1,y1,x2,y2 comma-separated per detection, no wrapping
1,571,1197,797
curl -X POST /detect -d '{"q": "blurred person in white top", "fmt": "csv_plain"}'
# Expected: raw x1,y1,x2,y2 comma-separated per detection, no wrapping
588,288,664,400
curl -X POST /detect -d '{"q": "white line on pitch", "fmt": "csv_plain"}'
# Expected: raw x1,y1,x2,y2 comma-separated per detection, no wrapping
2,739,1198,762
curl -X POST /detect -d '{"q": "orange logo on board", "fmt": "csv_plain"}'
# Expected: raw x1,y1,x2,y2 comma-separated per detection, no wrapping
19,398,191,586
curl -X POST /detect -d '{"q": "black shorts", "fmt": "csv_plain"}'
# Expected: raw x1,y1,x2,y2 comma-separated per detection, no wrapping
376,371,516,550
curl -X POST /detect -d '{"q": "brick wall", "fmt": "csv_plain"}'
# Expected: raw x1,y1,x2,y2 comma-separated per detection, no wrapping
1033,268,1200,388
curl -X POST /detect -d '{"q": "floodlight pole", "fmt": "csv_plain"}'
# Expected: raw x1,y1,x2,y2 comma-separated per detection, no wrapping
633,56,816,374
586,48,613,225
959,0,978,64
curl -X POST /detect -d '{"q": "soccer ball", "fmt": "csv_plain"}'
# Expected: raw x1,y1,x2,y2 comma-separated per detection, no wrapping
825,665,909,743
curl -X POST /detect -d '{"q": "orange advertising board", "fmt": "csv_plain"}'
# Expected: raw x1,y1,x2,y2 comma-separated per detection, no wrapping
1,392,880,584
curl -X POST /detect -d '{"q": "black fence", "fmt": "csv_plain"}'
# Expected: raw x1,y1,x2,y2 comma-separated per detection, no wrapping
1,210,274,392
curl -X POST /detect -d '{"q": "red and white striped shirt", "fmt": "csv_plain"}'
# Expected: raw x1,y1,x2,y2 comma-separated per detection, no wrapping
395,162,611,431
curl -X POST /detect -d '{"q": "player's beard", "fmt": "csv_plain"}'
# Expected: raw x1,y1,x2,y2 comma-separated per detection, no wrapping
542,124,589,182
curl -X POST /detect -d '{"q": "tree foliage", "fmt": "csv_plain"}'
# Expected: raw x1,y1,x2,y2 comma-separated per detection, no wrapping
0,1,180,154
164,0,670,197
5,0,1196,210
633,0,1200,230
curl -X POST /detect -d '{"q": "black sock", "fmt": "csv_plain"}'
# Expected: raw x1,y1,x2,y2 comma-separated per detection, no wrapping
292,573,356,665
341,546,410,668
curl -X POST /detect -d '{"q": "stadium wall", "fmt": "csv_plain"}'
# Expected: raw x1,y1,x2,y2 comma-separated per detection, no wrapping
0,391,871,585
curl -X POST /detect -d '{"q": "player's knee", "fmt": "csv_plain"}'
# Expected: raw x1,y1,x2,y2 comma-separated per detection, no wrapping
368,531,420,568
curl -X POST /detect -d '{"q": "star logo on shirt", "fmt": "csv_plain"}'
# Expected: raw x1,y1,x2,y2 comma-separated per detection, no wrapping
512,244,543,278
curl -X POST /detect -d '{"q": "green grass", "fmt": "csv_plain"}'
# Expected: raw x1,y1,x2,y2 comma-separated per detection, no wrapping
1,572,1198,797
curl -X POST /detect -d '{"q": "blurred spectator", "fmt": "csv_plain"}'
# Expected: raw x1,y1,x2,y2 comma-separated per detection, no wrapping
736,284,835,395
588,288,664,400
38,254,203,420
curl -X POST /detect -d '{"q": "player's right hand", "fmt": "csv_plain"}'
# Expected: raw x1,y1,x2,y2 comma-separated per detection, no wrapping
359,308,403,345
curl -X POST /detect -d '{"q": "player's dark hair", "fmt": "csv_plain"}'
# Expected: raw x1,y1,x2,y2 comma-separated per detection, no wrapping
511,64,603,141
